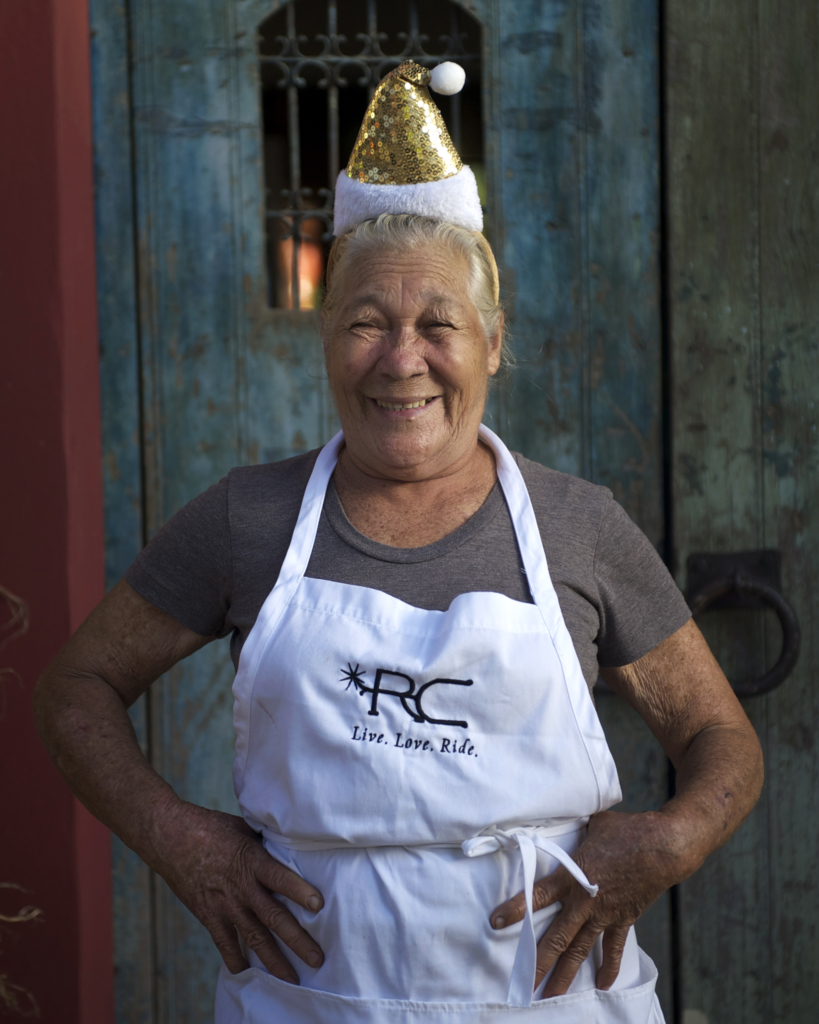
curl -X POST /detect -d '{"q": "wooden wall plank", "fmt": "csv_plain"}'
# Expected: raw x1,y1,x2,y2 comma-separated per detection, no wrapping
495,0,585,472
757,2,819,1019
667,0,819,1020
88,0,155,1021
494,0,663,523
666,0,772,1017
666,0,764,567
583,0,662,544
90,0,144,585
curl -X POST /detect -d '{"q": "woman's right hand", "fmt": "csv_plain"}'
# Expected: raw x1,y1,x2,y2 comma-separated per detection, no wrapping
151,798,324,982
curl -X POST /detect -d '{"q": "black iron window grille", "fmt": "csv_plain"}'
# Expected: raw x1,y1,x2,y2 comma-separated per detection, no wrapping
259,0,483,310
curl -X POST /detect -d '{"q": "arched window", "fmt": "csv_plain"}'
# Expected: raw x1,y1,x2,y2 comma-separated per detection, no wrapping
259,0,483,310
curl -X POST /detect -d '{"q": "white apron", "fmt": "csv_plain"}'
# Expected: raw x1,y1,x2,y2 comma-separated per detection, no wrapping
215,426,664,1023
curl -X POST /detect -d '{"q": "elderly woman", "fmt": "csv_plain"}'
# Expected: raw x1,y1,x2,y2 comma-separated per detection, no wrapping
35,63,761,1024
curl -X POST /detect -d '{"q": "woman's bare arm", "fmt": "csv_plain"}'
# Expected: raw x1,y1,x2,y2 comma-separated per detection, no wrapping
603,615,763,863
33,579,325,981
491,617,763,996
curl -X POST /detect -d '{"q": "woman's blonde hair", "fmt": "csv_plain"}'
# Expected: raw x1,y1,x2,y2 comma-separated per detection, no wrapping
322,215,511,370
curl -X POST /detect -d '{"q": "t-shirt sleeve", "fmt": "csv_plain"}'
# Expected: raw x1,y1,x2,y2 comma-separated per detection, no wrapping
594,501,691,667
125,477,232,637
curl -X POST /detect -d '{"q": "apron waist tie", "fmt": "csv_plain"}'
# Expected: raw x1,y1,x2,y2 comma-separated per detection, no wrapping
461,827,599,1008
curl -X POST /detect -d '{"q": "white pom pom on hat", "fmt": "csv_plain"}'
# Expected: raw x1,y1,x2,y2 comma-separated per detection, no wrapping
429,61,466,96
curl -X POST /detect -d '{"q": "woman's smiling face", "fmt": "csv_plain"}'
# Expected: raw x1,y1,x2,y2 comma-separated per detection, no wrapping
324,242,502,481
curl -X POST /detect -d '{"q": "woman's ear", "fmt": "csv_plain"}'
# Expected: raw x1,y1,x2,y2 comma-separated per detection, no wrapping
487,311,505,376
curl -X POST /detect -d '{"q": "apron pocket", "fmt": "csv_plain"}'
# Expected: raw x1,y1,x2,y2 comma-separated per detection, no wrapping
214,949,663,1024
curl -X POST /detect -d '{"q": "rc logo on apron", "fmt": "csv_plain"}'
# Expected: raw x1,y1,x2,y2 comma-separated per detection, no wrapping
342,662,475,729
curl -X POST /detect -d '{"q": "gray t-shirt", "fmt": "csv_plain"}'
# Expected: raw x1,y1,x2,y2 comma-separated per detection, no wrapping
126,449,690,691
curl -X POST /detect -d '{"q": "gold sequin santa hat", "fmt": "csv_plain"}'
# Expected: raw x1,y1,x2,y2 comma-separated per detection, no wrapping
333,60,483,236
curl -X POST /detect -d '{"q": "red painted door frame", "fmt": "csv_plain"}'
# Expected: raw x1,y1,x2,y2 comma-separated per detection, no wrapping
0,1,113,1022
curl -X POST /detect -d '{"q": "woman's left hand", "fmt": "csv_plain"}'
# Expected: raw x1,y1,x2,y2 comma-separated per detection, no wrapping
490,809,681,996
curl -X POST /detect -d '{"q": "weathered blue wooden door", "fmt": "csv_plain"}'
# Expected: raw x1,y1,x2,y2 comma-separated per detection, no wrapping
90,0,818,1022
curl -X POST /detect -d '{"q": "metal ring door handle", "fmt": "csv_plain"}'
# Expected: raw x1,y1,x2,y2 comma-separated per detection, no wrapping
688,572,801,696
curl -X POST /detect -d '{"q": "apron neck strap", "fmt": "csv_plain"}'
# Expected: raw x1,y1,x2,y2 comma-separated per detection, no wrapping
275,430,344,587
478,425,559,616
277,426,557,617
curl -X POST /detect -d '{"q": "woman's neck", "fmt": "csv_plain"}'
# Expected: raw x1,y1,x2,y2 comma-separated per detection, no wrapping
332,439,498,548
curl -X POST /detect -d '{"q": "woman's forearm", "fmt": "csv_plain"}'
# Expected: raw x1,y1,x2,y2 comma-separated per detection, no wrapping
32,580,215,869
657,719,763,880
601,618,764,882
33,662,182,868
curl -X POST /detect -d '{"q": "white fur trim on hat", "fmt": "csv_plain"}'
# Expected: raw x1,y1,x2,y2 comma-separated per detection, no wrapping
333,165,483,236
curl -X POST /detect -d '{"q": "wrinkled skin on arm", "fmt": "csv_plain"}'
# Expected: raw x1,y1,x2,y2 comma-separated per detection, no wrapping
33,579,325,983
490,617,764,997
